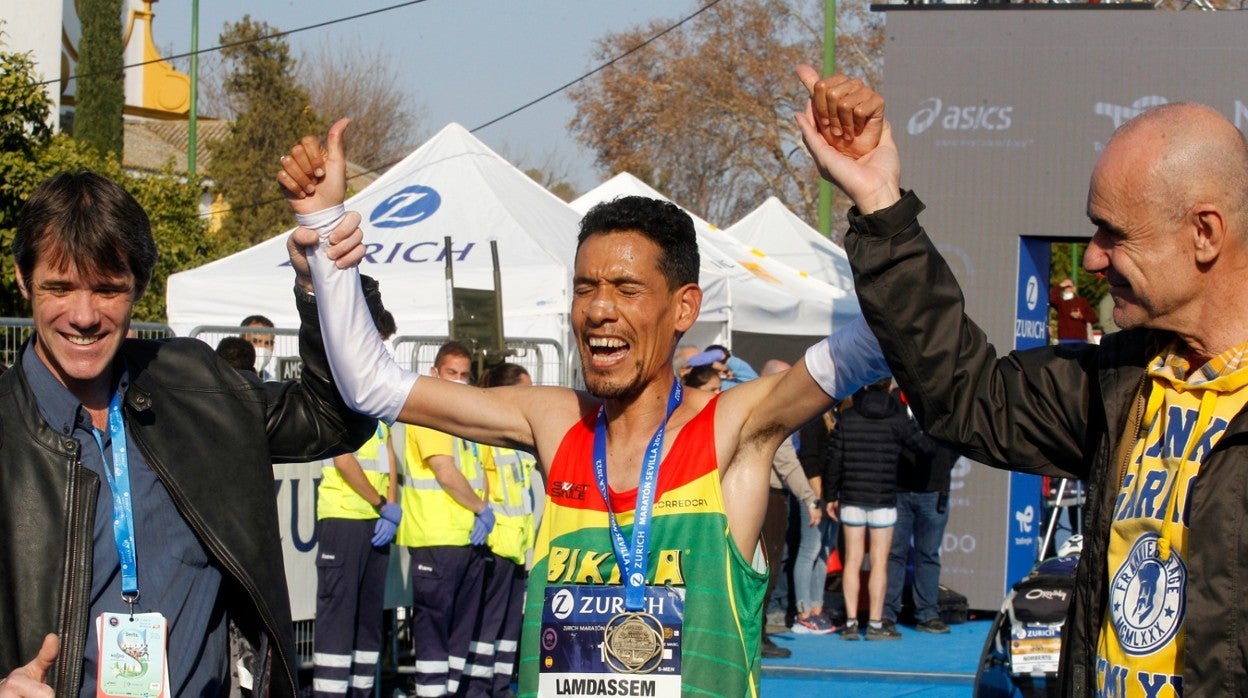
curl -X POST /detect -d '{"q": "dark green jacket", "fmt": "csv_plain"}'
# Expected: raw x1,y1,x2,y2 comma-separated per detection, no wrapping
846,191,1248,696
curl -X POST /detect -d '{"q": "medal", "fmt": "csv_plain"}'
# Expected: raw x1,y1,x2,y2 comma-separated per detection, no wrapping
602,611,665,674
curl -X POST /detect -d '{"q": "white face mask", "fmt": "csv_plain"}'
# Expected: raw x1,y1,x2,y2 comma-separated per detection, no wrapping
255,347,273,372
1061,290,1075,300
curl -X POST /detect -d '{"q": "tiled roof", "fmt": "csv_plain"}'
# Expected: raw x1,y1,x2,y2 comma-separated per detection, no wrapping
122,117,231,173
122,117,381,188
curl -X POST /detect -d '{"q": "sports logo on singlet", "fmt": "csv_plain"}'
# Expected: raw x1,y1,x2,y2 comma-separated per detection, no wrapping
1109,532,1186,656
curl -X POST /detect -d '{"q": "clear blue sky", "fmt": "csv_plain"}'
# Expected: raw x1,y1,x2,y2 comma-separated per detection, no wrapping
151,0,694,192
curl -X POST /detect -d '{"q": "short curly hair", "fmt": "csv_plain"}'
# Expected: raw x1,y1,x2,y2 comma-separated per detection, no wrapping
577,195,699,290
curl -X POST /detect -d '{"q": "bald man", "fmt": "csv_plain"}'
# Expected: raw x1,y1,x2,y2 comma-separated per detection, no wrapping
797,67,1248,695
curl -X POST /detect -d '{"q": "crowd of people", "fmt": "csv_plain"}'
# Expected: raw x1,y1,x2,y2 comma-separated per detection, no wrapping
680,347,955,648
3,56,1243,698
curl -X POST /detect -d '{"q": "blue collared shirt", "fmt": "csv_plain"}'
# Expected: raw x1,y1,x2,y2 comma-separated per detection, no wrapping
22,342,229,697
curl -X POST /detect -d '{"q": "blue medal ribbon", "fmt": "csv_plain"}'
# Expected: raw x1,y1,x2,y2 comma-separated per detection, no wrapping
94,390,139,607
591,378,682,611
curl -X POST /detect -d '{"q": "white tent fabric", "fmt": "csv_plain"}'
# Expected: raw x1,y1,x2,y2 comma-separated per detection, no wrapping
570,173,851,340
725,196,855,292
167,123,581,349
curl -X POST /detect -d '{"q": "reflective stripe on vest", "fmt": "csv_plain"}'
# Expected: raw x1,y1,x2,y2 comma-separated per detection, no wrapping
488,447,534,518
485,446,537,563
397,434,488,547
355,423,391,475
402,438,486,491
317,423,391,521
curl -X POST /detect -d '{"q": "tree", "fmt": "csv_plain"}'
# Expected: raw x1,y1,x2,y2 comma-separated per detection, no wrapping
0,50,53,162
297,40,426,173
525,167,579,204
568,0,883,227
500,145,579,202
0,48,213,322
207,17,324,247
75,0,125,157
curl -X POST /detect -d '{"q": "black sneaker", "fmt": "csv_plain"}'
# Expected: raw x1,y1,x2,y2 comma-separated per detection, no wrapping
865,620,901,641
761,636,791,659
916,618,951,634
839,620,861,641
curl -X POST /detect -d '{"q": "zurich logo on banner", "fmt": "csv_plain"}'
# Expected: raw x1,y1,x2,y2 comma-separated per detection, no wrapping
369,185,441,228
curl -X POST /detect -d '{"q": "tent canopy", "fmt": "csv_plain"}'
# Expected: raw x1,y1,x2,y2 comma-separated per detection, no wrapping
167,124,581,354
725,196,855,292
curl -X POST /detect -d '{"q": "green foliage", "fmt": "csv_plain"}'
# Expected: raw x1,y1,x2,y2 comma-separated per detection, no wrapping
123,165,223,321
75,0,125,157
207,16,324,247
0,51,53,156
1049,242,1107,302
0,49,214,322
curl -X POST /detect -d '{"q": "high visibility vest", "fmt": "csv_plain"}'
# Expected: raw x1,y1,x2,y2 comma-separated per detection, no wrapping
485,446,538,564
396,425,488,548
317,423,391,521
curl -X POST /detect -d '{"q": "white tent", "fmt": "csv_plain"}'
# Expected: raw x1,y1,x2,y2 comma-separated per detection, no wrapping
167,123,581,360
725,196,855,292
570,174,853,362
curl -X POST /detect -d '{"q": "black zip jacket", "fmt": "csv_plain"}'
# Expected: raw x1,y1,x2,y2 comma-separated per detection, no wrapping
825,389,933,508
845,191,1248,696
0,289,376,696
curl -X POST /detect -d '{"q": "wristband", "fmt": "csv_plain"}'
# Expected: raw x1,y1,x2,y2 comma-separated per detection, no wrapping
294,204,347,237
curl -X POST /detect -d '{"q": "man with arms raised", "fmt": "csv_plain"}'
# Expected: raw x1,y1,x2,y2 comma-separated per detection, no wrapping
277,120,887,696
795,66,1248,694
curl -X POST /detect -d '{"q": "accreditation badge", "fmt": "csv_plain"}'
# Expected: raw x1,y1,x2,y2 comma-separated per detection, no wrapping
96,612,170,698
537,584,684,697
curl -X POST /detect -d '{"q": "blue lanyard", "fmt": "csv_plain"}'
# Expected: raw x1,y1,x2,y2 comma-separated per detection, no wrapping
94,390,139,605
591,378,682,611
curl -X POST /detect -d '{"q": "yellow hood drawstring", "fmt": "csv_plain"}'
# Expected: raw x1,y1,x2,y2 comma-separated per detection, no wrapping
1151,386,1217,561
1141,342,1248,561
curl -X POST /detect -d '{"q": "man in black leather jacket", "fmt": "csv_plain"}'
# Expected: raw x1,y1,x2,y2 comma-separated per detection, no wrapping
795,66,1248,694
0,171,375,697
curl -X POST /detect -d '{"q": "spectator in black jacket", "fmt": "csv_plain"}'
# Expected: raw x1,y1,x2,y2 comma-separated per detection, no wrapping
886,417,959,634
826,378,934,640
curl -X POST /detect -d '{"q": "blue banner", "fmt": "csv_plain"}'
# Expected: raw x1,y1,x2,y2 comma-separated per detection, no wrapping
1014,237,1050,350
1006,237,1052,590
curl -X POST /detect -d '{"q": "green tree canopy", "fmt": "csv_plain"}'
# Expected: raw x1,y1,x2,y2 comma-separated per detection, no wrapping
207,16,324,247
74,0,125,157
0,48,215,322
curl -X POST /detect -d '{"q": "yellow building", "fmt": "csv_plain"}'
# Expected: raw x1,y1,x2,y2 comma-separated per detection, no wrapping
60,0,190,120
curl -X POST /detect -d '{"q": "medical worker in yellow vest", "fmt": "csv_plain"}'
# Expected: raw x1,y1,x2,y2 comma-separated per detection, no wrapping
397,340,494,698
460,363,540,698
313,297,400,697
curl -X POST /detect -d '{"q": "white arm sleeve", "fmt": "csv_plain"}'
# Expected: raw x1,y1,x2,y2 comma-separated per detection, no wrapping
296,205,418,424
803,315,892,400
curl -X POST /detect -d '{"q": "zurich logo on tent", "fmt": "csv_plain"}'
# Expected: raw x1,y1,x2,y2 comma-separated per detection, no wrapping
370,185,441,228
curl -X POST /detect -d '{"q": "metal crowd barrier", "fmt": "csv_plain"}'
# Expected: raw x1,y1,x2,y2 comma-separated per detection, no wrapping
0,319,174,368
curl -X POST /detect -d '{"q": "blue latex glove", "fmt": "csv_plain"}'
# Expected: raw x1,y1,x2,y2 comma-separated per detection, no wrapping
371,502,402,547
470,507,496,546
